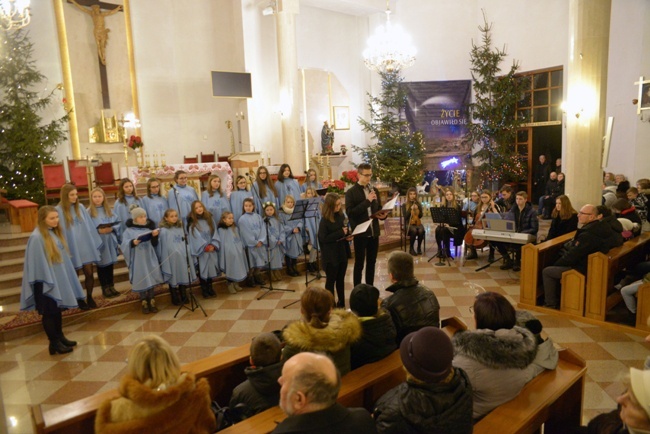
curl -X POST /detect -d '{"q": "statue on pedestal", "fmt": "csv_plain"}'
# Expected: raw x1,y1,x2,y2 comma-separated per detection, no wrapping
321,121,334,154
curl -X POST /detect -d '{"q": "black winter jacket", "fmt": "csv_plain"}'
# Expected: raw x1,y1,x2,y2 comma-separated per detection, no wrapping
373,368,473,434
505,202,538,235
350,309,397,370
381,278,440,345
553,219,621,274
229,361,282,420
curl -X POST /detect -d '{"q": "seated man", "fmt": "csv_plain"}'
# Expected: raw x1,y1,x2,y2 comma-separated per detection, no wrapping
373,327,473,434
229,332,283,420
495,184,515,212
272,352,377,434
381,251,440,345
349,284,397,370
494,191,538,271
542,204,620,309
537,171,558,218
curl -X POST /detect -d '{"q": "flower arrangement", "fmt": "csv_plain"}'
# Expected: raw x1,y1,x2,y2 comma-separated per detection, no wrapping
341,170,358,184
128,135,143,150
322,179,345,194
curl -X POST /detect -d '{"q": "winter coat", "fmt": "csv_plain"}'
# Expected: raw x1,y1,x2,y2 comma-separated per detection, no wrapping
547,213,578,240
373,368,473,434
95,372,216,434
381,278,440,345
552,219,621,275
229,361,282,420
350,309,398,370
505,202,538,236
271,403,377,434
282,309,362,376
599,215,625,248
452,326,539,420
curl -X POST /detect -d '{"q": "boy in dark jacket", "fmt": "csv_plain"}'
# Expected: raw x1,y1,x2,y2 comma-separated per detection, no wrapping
373,327,473,434
229,332,282,420
349,284,397,370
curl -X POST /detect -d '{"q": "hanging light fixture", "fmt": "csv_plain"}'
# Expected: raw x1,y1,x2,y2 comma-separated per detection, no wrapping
362,0,416,72
0,0,31,31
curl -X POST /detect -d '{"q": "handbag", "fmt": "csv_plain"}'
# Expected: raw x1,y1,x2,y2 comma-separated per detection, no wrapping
211,401,235,432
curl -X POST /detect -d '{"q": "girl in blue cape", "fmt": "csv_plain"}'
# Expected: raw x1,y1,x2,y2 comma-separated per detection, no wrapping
158,209,196,305
238,198,268,285
113,178,142,235
303,187,322,273
167,170,199,226
262,201,286,281
278,195,302,277
56,184,102,310
300,168,323,194
252,166,278,215
201,174,231,228
217,211,248,293
274,163,301,206
229,175,251,223
120,206,163,314
21,206,84,355
87,187,121,299
187,200,220,299
141,177,167,228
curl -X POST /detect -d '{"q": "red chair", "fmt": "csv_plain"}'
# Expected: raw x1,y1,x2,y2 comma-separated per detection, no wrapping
184,155,198,164
200,152,216,163
41,162,66,204
66,158,90,200
93,161,119,198
217,154,229,162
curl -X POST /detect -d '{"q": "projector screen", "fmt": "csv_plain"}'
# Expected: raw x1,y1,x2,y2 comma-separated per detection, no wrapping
211,71,252,98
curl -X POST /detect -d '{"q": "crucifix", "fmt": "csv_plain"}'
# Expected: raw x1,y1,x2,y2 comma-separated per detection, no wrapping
68,0,123,109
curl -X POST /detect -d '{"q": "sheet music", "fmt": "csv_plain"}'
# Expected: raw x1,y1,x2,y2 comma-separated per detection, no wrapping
351,220,372,236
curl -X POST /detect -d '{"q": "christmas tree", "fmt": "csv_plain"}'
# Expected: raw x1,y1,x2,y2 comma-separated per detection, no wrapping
466,14,528,186
355,68,425,194
0,29,69,204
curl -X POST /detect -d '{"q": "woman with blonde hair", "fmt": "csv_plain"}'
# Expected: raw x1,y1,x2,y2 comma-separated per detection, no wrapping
546,194,578,241
434,187,465,258
21,206,85,354
95,335,216,433
282,286,362,375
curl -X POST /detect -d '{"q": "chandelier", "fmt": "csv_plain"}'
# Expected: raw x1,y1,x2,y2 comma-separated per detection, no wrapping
0,0,31,31
362,1,416,72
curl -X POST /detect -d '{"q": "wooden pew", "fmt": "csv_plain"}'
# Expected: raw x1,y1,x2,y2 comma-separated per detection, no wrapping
636,282,650,331
220,317,468,434
474,348,586,434
585,232,650,321
31,344,251,434
520,231,575,309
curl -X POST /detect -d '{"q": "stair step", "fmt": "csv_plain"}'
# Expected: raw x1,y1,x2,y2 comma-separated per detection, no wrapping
0,232,31,247
0,258,26,274
0,245,26,261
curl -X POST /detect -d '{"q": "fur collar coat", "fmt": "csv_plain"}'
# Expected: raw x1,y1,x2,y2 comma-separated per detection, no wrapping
452,326,539,419
282,308,362,375
95,372,216,434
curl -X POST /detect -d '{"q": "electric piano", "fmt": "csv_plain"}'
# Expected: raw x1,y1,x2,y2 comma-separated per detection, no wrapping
471,229,536,244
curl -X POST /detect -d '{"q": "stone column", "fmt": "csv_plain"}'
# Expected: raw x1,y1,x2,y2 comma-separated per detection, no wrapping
564,0,611,209
275,0,303,172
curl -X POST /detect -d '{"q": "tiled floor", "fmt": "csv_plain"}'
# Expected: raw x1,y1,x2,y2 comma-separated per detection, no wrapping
1,245,649,433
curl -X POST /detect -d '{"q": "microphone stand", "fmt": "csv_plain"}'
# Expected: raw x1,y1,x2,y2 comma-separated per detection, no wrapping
172,185,206,317
257,216,294,300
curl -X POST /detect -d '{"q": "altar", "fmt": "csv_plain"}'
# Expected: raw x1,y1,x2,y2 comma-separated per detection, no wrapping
130,162,233,198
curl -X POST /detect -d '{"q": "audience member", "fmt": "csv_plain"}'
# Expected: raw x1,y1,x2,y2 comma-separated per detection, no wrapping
452,292,543,420
381,251,440,345
596,205,626,245
533,154,550,201
537,171,558,218
230,332,283,420
546,195,578,241
349,284,397,370
272,352,377,434
603,181,618,208
95,335,216,434
616,174,631,199
628,187,649,232
611,198,642,236
542,204,621,309
554,157,562,174
494,191,538,271
373,327,473,434
282,287,361,375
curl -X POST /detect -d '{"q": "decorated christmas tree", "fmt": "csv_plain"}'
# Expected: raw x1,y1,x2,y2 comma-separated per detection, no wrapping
467,14,528,185
0,29,69,204
355,68,425,194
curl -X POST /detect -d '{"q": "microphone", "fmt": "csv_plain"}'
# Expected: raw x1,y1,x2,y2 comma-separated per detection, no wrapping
343,211,350,230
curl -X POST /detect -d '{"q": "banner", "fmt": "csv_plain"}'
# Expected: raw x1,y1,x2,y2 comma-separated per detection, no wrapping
402,80,472,157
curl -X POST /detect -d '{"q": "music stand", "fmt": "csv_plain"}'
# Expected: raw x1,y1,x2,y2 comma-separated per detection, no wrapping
428,207,461,267
257,216,295,300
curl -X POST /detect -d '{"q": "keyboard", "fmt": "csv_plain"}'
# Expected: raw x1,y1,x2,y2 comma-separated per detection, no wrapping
471,229,536,244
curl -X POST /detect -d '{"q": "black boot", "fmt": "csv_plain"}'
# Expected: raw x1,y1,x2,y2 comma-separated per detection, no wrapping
500,255,513,270
101,286,112,299
49,340,73,355
77,299,89,310
60,335,77,347
86,290,97,309
291,259,300,275
488,247,495,262
200,279,212,298
417,239,423,255
409,239,416,256
169,287,181,306
108,285,120,297
466,246,478,260
179,285,189,303
206,279,216,297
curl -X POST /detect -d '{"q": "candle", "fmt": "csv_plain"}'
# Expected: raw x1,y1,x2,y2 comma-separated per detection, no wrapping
153,153,158,166
161,152,166,166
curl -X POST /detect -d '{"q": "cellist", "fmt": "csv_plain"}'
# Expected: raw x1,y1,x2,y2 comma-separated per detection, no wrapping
465,190,502,260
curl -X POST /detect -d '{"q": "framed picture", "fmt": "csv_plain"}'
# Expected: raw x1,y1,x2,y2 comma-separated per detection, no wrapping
333,106,350,130
640,82,650,112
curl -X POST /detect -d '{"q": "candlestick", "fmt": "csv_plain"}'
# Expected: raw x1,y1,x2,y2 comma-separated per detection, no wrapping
161,152,166,166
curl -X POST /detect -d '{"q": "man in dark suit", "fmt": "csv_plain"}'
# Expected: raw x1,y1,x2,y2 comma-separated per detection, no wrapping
345,163,388,286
